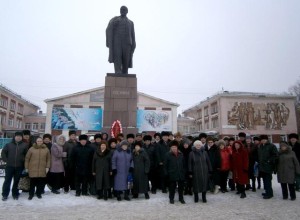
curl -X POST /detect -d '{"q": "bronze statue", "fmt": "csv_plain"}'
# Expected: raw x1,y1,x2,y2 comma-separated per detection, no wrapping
106,6,136,74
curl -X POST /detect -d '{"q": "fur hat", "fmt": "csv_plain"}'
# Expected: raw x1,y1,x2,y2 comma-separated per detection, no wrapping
259,135,268,140
238,132,246,138
169,140,179,148
43,133,52,140
94,133,102,140
223,136,230,141
288,133,299,140
253,136,260,141
229,137,235,142
134,141,143,147
79,134,88,141
217,140,226,147
136,133,142,137
143,135,152,141
22,130,31,136
69,130,76,136
161,131,169,137
199,133,207,139
15,131,23,137
127,133,135,139
154,132,161,138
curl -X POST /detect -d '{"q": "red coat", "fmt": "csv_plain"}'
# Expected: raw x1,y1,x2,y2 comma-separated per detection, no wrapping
220,148,231,171
232,141,249,185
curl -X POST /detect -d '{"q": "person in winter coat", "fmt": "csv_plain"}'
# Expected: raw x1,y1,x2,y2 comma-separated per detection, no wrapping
143,135,158,194
63,130,77,193
218,140,231,193
25,137,51,200
70,134,94,197
108,138,117,198
245,136,258,191
288,133,300,191
231,141,249,199
180,139,192,195
277,141,300,200
49,135,65,194
112,140,133,201
92,140,112,200
164,140,186,204
132,141,150,199
205,136,221,194
227,137,235,191
189,140,212,203
1,131,28,201
156,131,170,193
257,135,278,199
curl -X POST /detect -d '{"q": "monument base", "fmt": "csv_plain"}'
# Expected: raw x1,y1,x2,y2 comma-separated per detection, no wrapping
103,73,138,136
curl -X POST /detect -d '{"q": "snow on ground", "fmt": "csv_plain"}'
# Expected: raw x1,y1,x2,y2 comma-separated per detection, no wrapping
0,177,299,220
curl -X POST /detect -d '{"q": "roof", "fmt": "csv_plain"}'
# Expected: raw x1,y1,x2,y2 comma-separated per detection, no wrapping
184,90,296,112
44,86,179,107
0,84,40,109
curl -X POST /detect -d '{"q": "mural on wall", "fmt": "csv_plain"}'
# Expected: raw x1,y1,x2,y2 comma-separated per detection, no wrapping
137,110,172,132
227,102,290,130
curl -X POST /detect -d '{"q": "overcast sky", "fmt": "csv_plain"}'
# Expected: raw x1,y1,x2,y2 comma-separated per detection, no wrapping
1,0,299,114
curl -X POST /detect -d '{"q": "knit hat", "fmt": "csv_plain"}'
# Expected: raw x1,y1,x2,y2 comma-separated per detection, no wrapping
120,140,129,146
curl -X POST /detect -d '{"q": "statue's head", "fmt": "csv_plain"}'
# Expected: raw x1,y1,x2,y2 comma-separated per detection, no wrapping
120,6,128,17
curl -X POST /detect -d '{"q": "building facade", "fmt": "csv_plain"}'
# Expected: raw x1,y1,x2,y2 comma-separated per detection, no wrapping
0,84,42,137
44,87,179,137
182,91,297,143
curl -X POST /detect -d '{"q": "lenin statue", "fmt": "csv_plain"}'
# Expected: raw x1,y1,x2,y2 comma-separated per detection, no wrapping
106,6,136,74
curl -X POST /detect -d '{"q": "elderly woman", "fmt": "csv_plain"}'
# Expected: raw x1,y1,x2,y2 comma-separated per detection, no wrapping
277,141,300,200
49,135,65,194
188,140,212,203
25,137,51,200
112,140,133,201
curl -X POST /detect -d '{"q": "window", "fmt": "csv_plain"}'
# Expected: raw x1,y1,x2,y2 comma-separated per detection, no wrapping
32,123,39,130
10,101,16,111
16,119,22,129
212,117,219,128
197,109,202,119
17,104,24,114
8,118,14,127
0,114,6,125
25,123,31,129
190,126,196,133
40,123,45,130
183,126,189,134
199,122,203,131
205,121,209,129
204,107,209,116
211,102,218,114
0,96,8,108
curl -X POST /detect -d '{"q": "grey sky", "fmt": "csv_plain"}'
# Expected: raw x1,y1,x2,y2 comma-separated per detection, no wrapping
1,0,299,114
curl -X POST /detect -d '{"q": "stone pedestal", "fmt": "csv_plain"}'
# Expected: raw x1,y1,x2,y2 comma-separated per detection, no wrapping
103,73,138,135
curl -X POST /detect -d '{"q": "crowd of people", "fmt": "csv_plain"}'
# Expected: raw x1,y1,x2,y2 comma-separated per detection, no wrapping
1,130,300,205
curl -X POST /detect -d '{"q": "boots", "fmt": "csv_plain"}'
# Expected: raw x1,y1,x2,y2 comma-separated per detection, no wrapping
117,191,122,201
103,190,108,201
124,190,130,201
145,193,150,199
107,189,112,199
252,179,256,192
257,177,261,189
240,192,246,199
194,193,199,203
202,192,207,203
97,190,103,200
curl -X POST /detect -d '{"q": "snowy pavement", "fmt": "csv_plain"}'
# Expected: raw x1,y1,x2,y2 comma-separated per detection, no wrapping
0,177,299,220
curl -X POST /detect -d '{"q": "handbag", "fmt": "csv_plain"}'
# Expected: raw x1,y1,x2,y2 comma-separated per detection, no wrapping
18,176,30,191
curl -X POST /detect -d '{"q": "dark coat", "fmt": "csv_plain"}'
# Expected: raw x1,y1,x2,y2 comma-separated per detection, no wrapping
205,144,221,185
181,145,192,174
188,148,212,193
63,139,77,169
258,142,278,174
277,147,300,184
70,143,94,176
112,147,133,191
290,141,300,163
245,142,258,178
232,144,249,185
132,148,150,194
143,143,157,169
1,140,28,168
92,148,112,190
156,140,169,165
164,150,185,182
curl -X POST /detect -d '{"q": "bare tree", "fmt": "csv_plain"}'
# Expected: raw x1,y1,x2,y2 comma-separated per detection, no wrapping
288,78,300,105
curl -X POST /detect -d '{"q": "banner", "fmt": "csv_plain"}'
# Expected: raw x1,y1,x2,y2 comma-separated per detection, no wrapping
51,108,103,130
137,109,172,132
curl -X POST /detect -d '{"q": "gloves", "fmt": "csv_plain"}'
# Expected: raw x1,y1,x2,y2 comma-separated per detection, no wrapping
46,168,49,173
129,167,134,173
112,169,117,175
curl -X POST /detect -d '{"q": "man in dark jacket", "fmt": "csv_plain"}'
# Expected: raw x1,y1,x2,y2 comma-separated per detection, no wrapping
258,135,278,199
288,133,300,191
63,130,77,192
156,131,170,193
143,135,157,194
164,140,186,204
1,132,28,201
70,134,94,196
